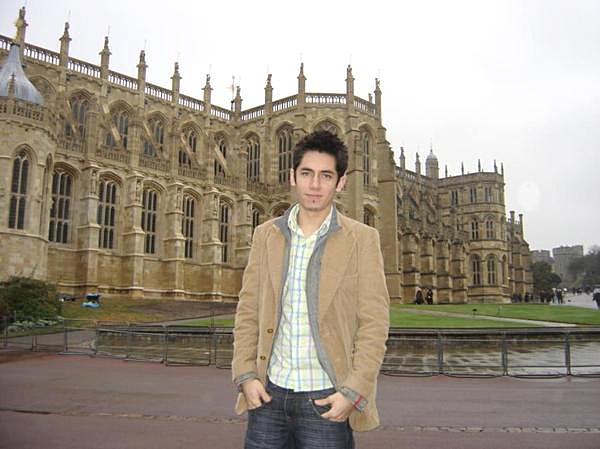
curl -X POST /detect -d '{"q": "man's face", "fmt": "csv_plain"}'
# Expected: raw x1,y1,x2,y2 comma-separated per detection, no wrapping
290,150,346,213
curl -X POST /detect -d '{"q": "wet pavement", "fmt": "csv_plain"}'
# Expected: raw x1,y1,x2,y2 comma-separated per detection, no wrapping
1,352,599,449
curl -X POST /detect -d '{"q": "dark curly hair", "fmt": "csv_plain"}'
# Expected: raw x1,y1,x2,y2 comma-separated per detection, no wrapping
293,130,348,179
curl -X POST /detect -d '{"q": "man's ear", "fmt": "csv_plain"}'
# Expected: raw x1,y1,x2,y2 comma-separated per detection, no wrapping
335,174,347,192
290,168,296,186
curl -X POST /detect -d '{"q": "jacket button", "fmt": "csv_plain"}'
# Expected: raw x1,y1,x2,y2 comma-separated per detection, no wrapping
260,356,266,360
267,328,273,333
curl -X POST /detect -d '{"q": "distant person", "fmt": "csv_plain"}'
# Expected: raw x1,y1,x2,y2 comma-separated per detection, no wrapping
524,292,530,303
426,289,434,305
556,289,563,304
516,293,523,303
593,288,600,309
415,289,424,305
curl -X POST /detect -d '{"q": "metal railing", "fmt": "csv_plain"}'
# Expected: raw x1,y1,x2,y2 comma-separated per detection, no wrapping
3,319,599,377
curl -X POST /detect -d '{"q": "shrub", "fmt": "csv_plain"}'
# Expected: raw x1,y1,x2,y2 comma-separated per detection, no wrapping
0,276,60,322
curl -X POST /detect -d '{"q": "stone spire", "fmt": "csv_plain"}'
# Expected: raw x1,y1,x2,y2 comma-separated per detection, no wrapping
15,7,27,58
59,22,71,68
494,159,498,173
478,159,482,172
346,64,354,96
399,147,405,170
415,152,421,175
171,62,181,93
374,78,382,119
203,74,212,110
137,50,147,86
461,162,464,175
264,74,273,114
234,85,242,119
298,63,306,93
99,36,111,80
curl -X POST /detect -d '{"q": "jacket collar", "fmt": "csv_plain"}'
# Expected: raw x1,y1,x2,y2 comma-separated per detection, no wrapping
274,203,341,239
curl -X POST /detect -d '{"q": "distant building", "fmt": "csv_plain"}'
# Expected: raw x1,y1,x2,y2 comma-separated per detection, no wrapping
531,250,554,266
552,246,584,286
0,7,533,303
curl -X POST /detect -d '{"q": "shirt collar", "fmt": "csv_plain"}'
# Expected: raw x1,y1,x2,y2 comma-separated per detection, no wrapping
288,203,333,238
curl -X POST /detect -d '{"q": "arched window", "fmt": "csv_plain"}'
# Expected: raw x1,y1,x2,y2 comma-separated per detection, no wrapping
219,201,230,263
179,150,191,167
363,208,375,227
143,117,165,157
8,151,29,229
65,95,88,140
106,109,129,149
314,120,339,136
277,127,293,184
214,137,226,177
471,220,480,240
48,170,72,244
471,255,482,286
470,187,477,203
141,189,158,254
246,136,260,182
184,128,198,153
182,195,195,259
97,179,117,249
361,130,371,185
252,207,261,234
487,256,497,285
485,219,496,239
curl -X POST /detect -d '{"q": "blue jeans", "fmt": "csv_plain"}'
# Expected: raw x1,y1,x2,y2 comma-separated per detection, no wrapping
244,380,355,449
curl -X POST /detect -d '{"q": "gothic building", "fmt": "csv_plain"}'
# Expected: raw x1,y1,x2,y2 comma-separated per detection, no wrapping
0,8,532,303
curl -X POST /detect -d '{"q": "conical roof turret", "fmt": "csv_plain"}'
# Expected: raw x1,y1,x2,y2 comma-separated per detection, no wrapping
0,43,44,105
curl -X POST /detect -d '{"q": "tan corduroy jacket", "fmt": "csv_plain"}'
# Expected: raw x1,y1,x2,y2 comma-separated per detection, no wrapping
232,207,390,432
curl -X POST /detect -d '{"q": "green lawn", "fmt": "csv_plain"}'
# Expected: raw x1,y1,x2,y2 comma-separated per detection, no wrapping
184,312,535,329
399,303,600,325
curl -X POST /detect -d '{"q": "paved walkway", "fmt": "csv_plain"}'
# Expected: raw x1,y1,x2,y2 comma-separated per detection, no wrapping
1,352,599,449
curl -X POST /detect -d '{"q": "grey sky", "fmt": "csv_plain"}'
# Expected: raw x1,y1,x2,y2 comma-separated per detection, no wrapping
1,0,598,252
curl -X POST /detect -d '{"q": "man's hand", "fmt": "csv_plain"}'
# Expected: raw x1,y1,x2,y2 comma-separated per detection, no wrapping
314,392,354,422
241,379,272,410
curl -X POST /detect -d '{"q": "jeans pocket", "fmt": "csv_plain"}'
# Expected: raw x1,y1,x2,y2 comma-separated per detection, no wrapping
308,396,331,420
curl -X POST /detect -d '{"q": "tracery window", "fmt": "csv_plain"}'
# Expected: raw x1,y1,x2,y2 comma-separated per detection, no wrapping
219,202,230,263
471,220,480,240
65,95,88,140
485,220,496,239
8,151,29,230
246,136,260,182
214,137,226,177
487,256,497,285
361,130,372,185
252,207,260,234
97,180,117,249
485,186,493,202
471,255,482,286
182,195,195,259
277,127,293,184
450,190,459,206
363,208,375,227
48,170,72,244
141,189,158,254
184,128,198,153
106,109,129,149
470,187,477,203
179,150,191,167
143,117,165,157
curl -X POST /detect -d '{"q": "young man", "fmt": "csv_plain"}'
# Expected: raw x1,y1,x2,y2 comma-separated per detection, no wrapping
232,130,390,448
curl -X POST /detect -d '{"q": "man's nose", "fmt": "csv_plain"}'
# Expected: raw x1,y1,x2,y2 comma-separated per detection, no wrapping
310,174,321,188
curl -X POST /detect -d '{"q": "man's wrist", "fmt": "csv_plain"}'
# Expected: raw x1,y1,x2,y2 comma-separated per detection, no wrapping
234,372,259,391
338,386,368,411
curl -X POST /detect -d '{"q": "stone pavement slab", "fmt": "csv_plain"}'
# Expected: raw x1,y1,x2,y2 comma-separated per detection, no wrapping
1,353,600,449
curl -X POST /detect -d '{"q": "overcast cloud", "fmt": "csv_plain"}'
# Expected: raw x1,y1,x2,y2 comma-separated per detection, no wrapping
1,0,598,252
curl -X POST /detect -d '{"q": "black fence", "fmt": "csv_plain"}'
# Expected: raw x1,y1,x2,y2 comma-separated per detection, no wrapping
3,318,600,377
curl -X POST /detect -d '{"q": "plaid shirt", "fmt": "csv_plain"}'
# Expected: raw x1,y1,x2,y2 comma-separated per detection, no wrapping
267,204,334,391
